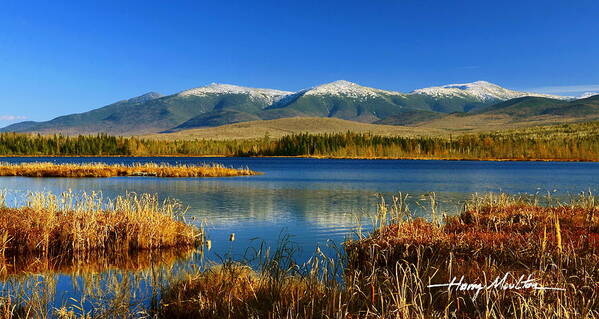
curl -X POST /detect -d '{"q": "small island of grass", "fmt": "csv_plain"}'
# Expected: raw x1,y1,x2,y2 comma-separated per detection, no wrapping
0,191,200,259
0,162,259,178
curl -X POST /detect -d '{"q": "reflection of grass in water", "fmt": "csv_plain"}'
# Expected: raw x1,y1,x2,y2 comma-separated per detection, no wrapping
0,190,205,317
0,162,258,178
0,246,206,318
0,247,197,279
1,193,597,318
158,193,598,318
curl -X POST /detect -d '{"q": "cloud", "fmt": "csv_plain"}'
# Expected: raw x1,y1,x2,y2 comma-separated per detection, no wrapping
0,115,27,121
529,84,599,94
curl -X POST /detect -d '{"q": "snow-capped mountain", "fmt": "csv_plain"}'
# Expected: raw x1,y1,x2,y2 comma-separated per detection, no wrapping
412,81,569,101
302,80,404,98
178,83,292,104
3,79,590,135
579,92,599,99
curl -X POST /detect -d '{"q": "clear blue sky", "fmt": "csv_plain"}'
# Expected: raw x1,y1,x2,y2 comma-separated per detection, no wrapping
1,0,598,124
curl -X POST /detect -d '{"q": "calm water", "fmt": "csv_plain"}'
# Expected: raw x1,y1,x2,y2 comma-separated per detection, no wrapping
1,157,598,310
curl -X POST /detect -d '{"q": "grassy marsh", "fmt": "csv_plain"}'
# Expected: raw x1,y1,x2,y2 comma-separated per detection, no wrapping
155,193,599,318
0,192,597,318
0,162,258,178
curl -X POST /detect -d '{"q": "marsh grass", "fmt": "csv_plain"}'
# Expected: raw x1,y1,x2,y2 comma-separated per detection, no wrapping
0,191,200,259
345,192,599,318
155,193,598,318
0,162,258,178
1,192,598,318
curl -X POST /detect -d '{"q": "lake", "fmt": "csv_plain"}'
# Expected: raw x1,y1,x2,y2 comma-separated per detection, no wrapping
1,157,598,311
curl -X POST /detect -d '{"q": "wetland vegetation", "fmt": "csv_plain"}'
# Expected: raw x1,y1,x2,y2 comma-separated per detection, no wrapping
0,191,200,259
0,162,257,178
0,192,596,318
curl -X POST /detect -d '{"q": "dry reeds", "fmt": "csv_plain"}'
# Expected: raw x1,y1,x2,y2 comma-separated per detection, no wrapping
345,192,599,318
0,162,258,178
159,263,330,318
2,192,598,318
159,193,599,318
0,191,200,258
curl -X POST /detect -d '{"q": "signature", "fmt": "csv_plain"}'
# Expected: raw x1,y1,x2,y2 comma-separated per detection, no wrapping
427,272,565,300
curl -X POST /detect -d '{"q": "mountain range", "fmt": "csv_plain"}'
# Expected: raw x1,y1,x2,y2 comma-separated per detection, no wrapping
3,80,597,136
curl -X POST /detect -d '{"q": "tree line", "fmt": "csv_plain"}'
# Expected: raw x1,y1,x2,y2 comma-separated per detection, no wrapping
1,127,598,161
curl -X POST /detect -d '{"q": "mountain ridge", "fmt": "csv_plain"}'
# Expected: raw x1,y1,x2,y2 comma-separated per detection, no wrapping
1,80,583,135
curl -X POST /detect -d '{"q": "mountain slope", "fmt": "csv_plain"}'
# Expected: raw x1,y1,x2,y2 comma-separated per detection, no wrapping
147,117,444,140
415,94,599,132
412,81,570,112
470,96,568,117
374,110,446,125
1,80,582,135
1,84,292,135
413,81,568,102
471,95,599,118
263,80,410,122
1,92,167,135
542,95,599,117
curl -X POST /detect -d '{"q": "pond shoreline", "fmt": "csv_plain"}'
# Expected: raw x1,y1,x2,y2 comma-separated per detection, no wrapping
1,154,598,162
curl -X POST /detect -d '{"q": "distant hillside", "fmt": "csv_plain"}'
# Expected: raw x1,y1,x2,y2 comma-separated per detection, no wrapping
1,80,572,136
147,117,444,140
374,110,446,125
470,96,568,117
416,95,599,132
1,85,290,135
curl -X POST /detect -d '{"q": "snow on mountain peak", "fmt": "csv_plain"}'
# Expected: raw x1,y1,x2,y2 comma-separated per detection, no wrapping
303,80,403,98
412,81,568,101
579,92,599,99
178,83,293,103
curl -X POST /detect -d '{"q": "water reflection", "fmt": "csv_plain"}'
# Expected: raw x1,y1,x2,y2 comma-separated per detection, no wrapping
0,248,197,279
0,157,598,315
1,157,598,257
0,247,203,317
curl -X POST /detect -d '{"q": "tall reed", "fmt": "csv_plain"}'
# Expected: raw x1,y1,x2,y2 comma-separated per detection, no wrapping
0,191,200,258
156,192,598,318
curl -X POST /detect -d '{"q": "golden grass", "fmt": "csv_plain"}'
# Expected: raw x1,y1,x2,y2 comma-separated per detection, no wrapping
0,162,258,178
159,263,331,318
344,193,599,318
0,191,200,258
156,193,598,319
1,193,597,318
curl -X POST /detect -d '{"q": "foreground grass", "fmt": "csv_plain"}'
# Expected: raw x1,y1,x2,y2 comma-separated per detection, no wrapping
156,193,598,319
0,191,200,258
0,193,597,318
0,162,258,178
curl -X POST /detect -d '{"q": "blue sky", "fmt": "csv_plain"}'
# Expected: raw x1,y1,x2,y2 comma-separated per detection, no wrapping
1,0,598,124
